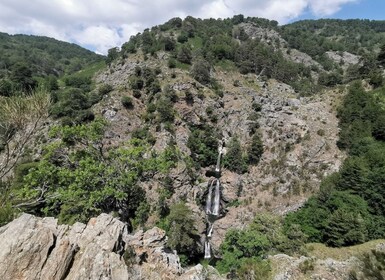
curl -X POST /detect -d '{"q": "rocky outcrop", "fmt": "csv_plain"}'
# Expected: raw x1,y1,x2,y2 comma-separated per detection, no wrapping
0,213,214,280
326,51,361,70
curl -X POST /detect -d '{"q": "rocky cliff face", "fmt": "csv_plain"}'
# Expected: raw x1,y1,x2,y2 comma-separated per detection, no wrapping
0,213,223,280
2,213,384,280
93,52,345,252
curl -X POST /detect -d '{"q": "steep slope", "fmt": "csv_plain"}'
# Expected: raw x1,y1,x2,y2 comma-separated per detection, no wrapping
0,32,103,77
1,15,385,279
93,49,345,253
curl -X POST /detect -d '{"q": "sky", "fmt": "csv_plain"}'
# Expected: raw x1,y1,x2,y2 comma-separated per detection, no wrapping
0,0,383,55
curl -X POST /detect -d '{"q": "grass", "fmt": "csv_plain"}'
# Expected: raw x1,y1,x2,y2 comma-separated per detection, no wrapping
175,61,190,71
73,60,106,79
306,239,385,260
215,59,237,72
188,36,203,49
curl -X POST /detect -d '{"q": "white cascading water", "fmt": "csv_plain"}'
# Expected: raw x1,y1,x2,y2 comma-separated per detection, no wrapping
205,180,215,214
204,241,211,259
207,223,213,237
212,179,220,216
204,141,223,259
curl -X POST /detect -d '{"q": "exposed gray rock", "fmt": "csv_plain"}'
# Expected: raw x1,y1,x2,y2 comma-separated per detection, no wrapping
326,51,361,69
0,213,211,280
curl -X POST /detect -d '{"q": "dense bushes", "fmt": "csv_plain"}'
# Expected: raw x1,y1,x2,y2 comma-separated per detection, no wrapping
161,203,200,265
223,136,248,174
14,120,177,225
187,125,219,167
217,213,305,276
286,82,385,247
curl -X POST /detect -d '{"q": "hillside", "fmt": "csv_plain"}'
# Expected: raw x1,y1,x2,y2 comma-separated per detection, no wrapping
0,32,103,94
1,15,385,279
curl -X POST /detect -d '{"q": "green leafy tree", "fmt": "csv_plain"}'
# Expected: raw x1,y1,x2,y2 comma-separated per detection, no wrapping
187,125,218,167
177,45,192,64
164,203,200,263
248,133,264,165
10,62,37,92
190,58,211,85
15,120,176,225
224,136,248,174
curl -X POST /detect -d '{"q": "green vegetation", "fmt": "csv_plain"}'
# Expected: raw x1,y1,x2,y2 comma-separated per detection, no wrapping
10,119,176,225
216,213,305,277
286,82,385,247
160,202,200,265
0,32,103,97
187,125,219,167
223,136,248,174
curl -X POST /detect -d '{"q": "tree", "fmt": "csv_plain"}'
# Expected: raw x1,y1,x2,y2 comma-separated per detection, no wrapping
165,203,200,263
14,120,177,225
248,133,263,165
324,208,367,247
106,47,119,65
0,89,51,180
377,44,385,67
190,59,211,85
177,45,192,64
0,79,13,97
224,136,248,174
10,62,37,92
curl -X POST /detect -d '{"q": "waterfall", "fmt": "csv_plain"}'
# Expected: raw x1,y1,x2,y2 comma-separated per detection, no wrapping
205,179,220,216
207,223,213,237
205,180,215,215
215,147,222,173
204,140,224,259
212,180,220,216
204,241,211,259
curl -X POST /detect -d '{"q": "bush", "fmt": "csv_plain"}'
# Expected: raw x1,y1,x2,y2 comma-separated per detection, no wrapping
248,133,263,165
168,58,177,68
217,213,304,274
156,97,175,123
190,59,211,85
121,96,133,108
163,203,200,264
98,84,113,95
187,125,219,167
224,136,248,174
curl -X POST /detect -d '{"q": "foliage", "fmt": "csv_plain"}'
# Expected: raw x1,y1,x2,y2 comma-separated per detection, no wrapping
121,96,133,109
351,250,385,280
248,133,264,165
286,83,385,247
187,125,219,167
0,89,51,180
0,32,102,93
216,213,305,275
177,45,192,64
98,84,113,95
14,119,176,225
162,202,200,264
190,59,211,85
223,136,248,174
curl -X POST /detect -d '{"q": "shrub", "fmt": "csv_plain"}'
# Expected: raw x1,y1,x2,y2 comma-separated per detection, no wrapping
190,59,211,85
98,84,113,95
224,136,248,174
163,203,200,264
248,133,264,165
121,96,133,109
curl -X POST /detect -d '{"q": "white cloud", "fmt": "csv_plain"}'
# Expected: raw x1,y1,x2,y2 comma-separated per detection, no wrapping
309,0,358,16
0,0,360,54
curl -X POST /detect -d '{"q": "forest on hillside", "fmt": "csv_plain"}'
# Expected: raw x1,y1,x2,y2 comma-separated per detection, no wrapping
1,15,385,278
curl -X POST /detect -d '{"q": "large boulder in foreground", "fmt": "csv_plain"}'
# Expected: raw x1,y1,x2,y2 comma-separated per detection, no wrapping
0,213,197,280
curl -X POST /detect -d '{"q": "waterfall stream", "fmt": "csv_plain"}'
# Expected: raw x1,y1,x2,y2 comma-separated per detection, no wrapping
204,241,211,259
204,142,223,259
